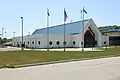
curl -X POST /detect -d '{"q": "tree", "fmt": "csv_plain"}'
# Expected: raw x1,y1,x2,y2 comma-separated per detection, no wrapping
98,25,120,35
0,37,2,45
0,38,12,45
2,38,7,43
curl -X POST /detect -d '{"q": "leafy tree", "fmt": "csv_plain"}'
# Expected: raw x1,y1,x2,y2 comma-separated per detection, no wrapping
98,25,120,35
0,38,12,44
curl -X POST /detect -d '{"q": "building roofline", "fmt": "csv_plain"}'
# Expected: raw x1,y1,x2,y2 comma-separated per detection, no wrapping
32,19,90,35
105,29,120,33
79,18,92,34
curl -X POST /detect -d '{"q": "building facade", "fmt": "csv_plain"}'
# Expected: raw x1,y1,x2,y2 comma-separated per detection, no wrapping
105,29,120,45
12,18,109,48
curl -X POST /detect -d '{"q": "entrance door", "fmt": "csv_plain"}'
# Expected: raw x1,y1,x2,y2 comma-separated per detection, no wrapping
84,27,95,47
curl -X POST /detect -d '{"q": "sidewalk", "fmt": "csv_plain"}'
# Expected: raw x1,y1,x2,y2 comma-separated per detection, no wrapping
0,46,103,52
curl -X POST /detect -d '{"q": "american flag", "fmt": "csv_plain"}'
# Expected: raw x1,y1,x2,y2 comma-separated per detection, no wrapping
64,8,68,21
47,8,50,16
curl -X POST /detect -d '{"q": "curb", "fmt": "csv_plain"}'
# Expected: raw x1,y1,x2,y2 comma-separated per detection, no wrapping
14,55,119,68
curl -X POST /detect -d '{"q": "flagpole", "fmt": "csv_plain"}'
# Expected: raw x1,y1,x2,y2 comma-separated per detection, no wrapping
64,20,65,51
47,8,49,51
80,10,83,51
63,8,68,51
63,8,66,52
82,7,84,52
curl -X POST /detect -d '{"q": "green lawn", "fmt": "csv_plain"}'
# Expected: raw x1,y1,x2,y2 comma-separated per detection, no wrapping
0,47,120,68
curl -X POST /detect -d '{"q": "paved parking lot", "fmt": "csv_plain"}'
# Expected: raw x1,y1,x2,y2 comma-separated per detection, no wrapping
0,57,120,80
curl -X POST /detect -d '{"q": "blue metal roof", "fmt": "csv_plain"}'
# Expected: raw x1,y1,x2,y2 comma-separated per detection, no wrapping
107,29,120,32
32,19,90,35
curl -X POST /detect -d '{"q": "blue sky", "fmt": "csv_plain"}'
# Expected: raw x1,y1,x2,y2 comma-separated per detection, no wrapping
0,0,120,38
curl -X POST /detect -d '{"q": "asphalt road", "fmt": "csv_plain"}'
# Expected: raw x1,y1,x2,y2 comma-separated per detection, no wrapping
0,57,120,80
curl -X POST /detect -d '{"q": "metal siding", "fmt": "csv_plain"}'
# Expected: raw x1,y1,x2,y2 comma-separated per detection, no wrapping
32,19,89,35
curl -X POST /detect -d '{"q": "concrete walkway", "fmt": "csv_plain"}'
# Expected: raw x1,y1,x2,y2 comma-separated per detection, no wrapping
0,57,120,80
0,46,103,52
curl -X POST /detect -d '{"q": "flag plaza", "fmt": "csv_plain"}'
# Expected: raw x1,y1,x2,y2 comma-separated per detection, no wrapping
12,8,109,49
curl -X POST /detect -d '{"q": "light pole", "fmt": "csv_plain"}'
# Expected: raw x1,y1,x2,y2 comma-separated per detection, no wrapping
21,17,24,51
12,32,16,47
5,31,6,38
2,28,4,39
13,32,16,37
1,28,4,46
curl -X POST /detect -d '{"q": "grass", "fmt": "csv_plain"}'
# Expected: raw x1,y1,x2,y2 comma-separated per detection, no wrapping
0,46,120,68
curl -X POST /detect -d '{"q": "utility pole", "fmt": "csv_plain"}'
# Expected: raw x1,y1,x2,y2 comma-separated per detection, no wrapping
21,17,24,51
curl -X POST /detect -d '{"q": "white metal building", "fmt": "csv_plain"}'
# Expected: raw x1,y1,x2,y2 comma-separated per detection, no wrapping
12,18,109,48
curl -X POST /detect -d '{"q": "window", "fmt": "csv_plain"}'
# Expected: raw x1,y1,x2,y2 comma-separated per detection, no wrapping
73,41,75,45
56,41,60,45
63,41,66,45
38,41,40,45
32,41,34,44
20,42,22,44
104,41,106,44
17,42,19,44
28,41,29,44
81,42,83,45
49,41,53,45
14,42,15,44
24,42,25,44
